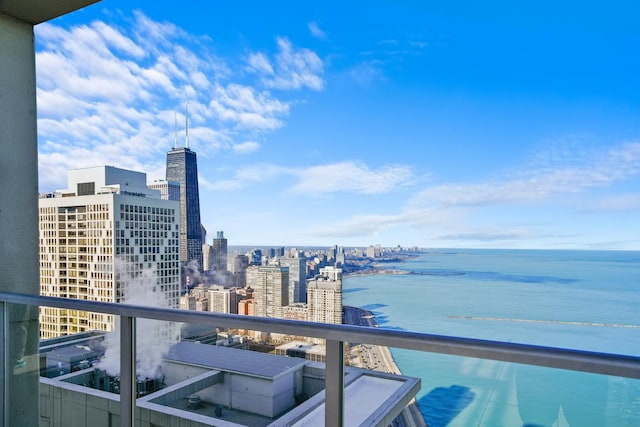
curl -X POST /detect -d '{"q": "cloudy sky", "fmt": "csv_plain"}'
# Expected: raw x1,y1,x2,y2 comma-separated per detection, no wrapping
36,1,640,249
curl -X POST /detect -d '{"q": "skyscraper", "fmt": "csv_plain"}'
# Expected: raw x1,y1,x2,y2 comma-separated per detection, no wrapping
39,166,181,338
280,256,307,304
202,243,213,272
213,231,228,273
166,146,203,273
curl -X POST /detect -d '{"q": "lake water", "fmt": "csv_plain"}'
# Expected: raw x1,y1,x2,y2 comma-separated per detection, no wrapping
342,249,640,427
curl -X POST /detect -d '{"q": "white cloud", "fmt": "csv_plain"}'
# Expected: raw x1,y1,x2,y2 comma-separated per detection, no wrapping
202,163,288,191
233,141,261,154
248,37,325,91
308,141,640,246
34,11,311,192
247,52,274,75
202,160,414,196
290,161,414,195
131,10,182,49
209,83,289,131
411,142,640,208
577,193,640,212
93,21,146,59
308,21,327,40
349,60,385,87
436,229,533,242
309,207,463,239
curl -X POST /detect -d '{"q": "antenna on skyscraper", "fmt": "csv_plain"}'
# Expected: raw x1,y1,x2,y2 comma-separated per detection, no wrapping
174,111,178,149
185,90,190,149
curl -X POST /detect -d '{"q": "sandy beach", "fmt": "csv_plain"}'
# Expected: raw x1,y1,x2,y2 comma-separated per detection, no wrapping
344,306,427,427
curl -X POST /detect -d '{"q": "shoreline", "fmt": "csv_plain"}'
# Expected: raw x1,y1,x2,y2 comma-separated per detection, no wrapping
341,252,421,278
344,306,427,427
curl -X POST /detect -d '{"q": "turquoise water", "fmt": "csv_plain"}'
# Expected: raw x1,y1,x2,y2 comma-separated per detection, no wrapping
343,249,640,427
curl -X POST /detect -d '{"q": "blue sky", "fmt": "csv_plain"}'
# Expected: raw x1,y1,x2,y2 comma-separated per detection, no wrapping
36,1,640,249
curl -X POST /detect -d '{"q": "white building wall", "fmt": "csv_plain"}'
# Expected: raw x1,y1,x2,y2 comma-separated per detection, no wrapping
247,265,289,319
39,184,181,338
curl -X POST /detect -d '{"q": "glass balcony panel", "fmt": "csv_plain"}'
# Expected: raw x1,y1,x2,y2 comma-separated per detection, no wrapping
4,302,40,426
1,295,638,426
390,348,640,427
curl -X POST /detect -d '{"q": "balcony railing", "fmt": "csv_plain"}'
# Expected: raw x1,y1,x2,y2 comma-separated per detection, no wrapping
1,290,639,427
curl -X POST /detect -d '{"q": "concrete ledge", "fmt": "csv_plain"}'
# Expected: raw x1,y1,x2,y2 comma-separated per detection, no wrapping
0,0,100,25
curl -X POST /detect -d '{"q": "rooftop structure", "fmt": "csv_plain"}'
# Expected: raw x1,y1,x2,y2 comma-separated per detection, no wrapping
38,334,420,426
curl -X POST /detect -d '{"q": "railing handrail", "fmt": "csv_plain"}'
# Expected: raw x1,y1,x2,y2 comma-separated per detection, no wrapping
2,291,639,380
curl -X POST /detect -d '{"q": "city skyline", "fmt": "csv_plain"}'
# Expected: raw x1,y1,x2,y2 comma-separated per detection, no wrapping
35,1,640,250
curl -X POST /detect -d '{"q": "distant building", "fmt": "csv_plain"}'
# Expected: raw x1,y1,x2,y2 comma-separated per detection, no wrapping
208,285,240,314
275,340,325,363
202,243,213,272
375,244,382,257
231,254,249,287
246,248,262,266
366,245,376,258
307,266,343,326
282,303,308,322
280,256,307,304
232,254,249,285
147,179,180,201
247,265,289,319
195,297,208,312
39,166,181,339
213,231,228,273
238,298,256,316
179,294,196,311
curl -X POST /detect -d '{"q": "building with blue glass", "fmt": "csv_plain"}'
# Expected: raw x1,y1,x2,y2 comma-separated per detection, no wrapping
166,146,203,276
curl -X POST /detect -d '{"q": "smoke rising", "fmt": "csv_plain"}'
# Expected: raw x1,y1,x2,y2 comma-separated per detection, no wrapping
95,260,180,379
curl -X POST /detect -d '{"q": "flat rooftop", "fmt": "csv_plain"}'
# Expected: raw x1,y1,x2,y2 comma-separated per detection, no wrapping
166,341,308,379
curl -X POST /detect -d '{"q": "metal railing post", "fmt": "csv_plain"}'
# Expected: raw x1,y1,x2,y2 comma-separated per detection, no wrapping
120,315,136,427
325,339,344,426
0,302,7,427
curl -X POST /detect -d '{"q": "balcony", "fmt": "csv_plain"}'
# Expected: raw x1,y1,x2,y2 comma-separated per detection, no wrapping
1,2,639,426
1,291,639,427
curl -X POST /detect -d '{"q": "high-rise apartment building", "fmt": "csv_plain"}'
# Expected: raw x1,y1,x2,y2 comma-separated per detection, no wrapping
202,243,213,272
39,166,181,339
208,285,240,314
166,146,203,271
280,256,307,304
247,264,289,319
213,231,227,273
307,266,343,325
231,254,249,287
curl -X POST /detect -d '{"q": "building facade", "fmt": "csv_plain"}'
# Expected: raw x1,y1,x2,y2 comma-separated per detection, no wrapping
39,166,181,339
307,266,343,325
246,265,289,319
147,179,180,201
208,284,238,314
231,254,249,287
280,256,307,304
202,243,213,272
166,146,203,271
213,231,228,273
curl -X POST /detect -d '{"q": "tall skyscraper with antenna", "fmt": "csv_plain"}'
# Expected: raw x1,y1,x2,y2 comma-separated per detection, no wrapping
167,100,203,280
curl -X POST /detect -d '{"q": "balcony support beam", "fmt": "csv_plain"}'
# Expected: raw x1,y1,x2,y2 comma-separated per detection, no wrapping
325,339,344,427
0,302,7,427
120,316,136,427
